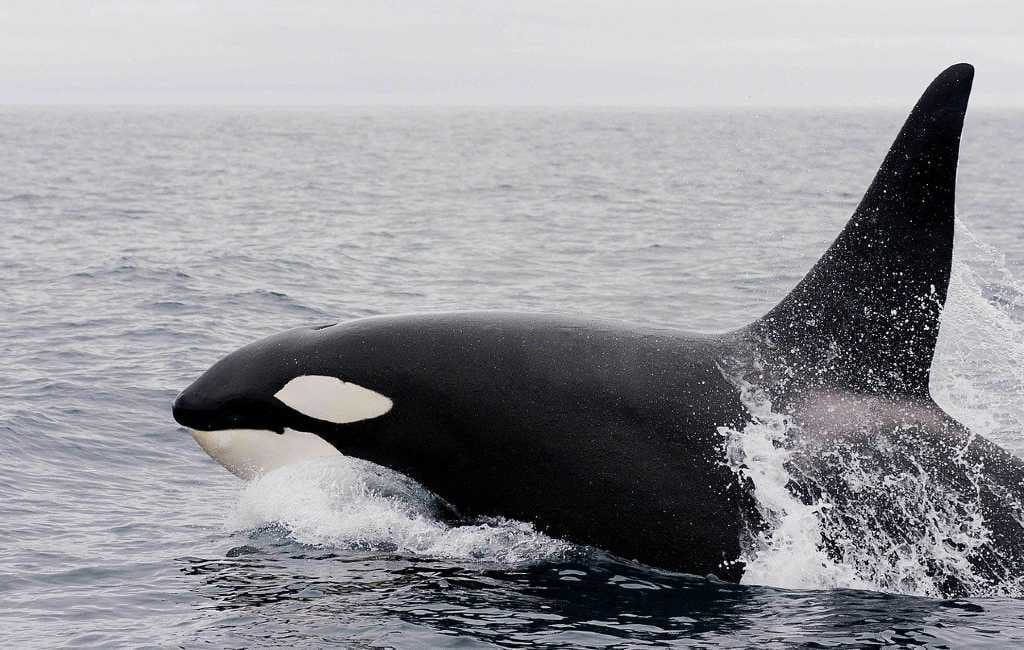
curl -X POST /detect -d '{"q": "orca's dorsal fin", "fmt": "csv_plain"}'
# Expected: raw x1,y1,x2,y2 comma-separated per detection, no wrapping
744,63,974,399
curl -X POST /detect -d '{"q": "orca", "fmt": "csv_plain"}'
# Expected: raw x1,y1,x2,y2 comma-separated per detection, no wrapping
173,63,1024,586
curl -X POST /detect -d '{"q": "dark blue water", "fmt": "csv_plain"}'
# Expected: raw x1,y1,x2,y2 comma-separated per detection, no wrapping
3,107,1024,647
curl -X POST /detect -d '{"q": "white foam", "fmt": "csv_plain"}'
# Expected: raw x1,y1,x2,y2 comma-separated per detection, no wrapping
721,381,871,592
723,384,995,596
226,455,573,564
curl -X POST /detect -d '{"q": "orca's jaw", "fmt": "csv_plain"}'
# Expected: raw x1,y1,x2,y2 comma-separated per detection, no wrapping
190,428,340,480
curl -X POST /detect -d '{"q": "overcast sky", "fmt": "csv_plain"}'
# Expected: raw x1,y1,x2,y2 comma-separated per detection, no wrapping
1,1,1021,106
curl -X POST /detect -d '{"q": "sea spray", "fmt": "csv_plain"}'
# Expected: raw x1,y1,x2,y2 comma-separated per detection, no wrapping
227,455,574,564
720,379,872,592
932,221,1024,456
723,341,1024,597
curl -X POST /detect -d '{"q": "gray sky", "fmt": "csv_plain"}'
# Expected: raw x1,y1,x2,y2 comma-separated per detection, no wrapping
1,0,1022,106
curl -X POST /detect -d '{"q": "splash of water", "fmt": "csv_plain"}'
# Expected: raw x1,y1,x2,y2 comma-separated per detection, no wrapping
721,378,1019,597
933,221,1024,456
720,382,869,591
227,455,575,564
725,220,1024,597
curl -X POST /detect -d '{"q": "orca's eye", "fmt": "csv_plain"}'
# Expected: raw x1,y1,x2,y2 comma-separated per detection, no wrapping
274,375,392,424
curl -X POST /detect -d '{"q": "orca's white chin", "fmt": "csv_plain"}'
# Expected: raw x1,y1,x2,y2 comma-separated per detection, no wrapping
190,428,340,480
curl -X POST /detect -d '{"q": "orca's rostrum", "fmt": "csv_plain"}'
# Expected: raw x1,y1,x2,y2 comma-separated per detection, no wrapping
173,64,1024,584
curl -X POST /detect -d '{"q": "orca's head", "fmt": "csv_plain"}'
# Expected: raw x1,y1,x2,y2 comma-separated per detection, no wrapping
172,322,406,480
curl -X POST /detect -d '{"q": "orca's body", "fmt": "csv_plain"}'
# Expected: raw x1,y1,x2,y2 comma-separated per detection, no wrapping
173,64,1024,584
179,313,757,578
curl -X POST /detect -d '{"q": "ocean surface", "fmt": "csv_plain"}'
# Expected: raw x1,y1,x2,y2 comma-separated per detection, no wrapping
3,106,1024,647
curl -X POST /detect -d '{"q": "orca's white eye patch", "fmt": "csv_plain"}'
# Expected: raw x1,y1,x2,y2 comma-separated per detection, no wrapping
274,375,393,424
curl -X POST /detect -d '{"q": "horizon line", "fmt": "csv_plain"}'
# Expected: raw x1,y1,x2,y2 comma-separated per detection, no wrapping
3,101,1023,111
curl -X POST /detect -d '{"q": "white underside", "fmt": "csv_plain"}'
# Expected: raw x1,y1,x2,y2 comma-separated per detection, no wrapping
191,428,341,480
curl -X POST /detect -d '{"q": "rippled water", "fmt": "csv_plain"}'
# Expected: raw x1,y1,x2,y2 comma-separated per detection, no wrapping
3,107,1024,647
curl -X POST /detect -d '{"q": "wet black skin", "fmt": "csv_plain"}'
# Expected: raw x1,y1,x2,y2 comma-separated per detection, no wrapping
175,64,1024,584
174,313,759,580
